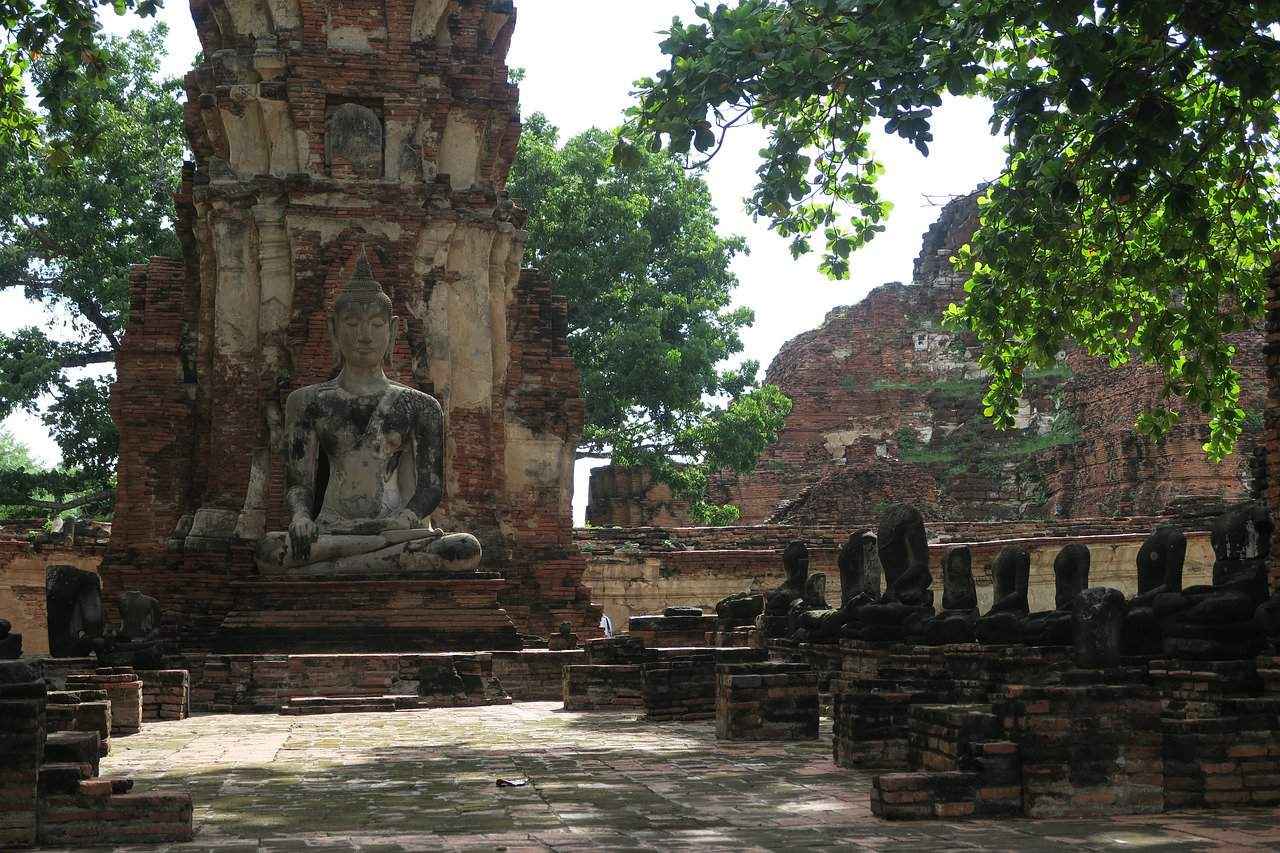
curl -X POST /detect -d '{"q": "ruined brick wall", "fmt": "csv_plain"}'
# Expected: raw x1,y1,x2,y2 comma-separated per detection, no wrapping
586,466,693,528
103,0,598,645
706,193,1264,524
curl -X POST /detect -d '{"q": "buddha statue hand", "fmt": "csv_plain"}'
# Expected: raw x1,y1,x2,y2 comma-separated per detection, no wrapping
289,514,319,561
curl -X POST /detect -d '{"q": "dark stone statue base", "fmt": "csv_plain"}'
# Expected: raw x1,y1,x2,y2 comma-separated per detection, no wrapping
0,631,21,659
974,612,1025,645
922,611,977,646
1162,621,1267,660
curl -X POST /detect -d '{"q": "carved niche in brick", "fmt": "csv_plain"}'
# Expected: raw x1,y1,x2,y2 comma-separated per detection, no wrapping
326,100,384,179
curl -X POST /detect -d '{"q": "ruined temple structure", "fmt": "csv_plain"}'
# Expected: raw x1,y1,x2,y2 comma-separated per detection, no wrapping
101,0,599,658
588,193,1266,527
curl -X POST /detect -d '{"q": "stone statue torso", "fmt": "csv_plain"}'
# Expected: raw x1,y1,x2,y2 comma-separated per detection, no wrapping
293,380,441,530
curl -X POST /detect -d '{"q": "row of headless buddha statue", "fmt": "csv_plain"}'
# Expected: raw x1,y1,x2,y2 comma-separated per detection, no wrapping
716,501,1280,659
44,565,164,667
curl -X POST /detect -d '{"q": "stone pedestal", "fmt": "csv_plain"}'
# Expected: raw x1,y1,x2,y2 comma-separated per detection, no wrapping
214,575,520,653
715,662,818,741
45,691,111,756
562,665,644,711
66,670,143,736
138,670,190,721
628,613,719,648
0,661,44,848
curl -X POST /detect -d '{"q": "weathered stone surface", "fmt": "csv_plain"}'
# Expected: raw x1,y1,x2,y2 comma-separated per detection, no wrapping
975,545,1030,645
45,565,104,658
1072,587,1126,669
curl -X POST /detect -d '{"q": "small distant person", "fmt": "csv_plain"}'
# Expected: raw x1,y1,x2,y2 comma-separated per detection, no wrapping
599,613,614,638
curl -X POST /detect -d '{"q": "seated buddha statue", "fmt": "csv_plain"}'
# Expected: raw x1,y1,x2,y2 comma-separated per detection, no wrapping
99,591,164,669
793,529,880,642
256,252,482,577
1161,501,1272,659
974,545,1031,645
853,504,934,643
921,546,980,646
1021,543,1090,646
1119,525,1186,656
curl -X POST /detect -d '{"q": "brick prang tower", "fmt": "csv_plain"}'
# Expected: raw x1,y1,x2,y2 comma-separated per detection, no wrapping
103,0,600,659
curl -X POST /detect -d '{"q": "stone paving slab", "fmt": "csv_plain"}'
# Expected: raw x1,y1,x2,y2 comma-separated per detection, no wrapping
37,702,1280,851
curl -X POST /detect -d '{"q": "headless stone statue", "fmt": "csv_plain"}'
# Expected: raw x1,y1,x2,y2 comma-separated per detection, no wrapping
256,252,481,577
45,565,105,658
922,546,979,646
794,529,879,642
754,541,810,643
974,545,1030,645
1022,543,1090,646
99,591,164,669
0,618,20,660
1163,501,1272,659
1120,525,1186,656
855,504,934,642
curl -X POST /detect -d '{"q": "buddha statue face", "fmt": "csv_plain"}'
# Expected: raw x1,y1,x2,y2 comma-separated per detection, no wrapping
328,249,395,371
332,300,392,370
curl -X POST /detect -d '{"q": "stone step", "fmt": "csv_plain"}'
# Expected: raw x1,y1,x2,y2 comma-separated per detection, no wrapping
43,731,102,778
279,694,441,715
39,763,92,795
38,789,193,846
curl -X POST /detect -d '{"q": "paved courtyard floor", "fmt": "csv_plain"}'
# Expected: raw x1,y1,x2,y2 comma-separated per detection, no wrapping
55,702,1280,852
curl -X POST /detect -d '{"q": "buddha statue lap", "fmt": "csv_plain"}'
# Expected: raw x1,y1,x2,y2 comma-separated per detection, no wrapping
852,504,934,643
922,546,979,646
1021,543,1090,646
1119,525,1186,656
255,253,481,578
974,545,1030,645
1161,501,1273,659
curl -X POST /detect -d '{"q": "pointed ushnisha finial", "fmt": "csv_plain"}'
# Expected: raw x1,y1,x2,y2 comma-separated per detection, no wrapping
337,246,393,313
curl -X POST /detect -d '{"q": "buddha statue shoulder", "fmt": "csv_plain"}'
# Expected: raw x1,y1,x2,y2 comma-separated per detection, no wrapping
256,251,481,577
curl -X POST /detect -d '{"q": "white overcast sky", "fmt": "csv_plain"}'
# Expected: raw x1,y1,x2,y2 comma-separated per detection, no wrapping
6,1,1006,521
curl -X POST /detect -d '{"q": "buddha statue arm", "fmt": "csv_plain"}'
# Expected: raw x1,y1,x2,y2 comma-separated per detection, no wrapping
283,389,320,558
404,392,445,522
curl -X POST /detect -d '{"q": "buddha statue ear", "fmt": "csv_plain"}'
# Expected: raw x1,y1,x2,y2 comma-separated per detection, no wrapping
326,314,343,369
385,314,399,365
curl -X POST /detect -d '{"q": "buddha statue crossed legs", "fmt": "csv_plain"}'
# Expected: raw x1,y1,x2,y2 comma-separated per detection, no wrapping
256,252,481,577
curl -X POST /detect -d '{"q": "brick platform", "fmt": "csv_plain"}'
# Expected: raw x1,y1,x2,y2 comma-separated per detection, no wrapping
45,690,112,756
641,648,769,722
197,652,511,714
628,613,719,648
715,662,819,741
138,669,190,721
215,576,521,654
66,668,143,736
562,665,645,711
491,650,585,701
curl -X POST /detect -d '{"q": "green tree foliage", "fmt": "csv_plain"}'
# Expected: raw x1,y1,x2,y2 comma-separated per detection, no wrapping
0,24,183,513
0,0,162,151
510,114,791,523
618,1,1280,461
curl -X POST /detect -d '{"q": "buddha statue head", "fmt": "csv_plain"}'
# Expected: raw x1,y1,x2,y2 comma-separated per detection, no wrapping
329,249,395,370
